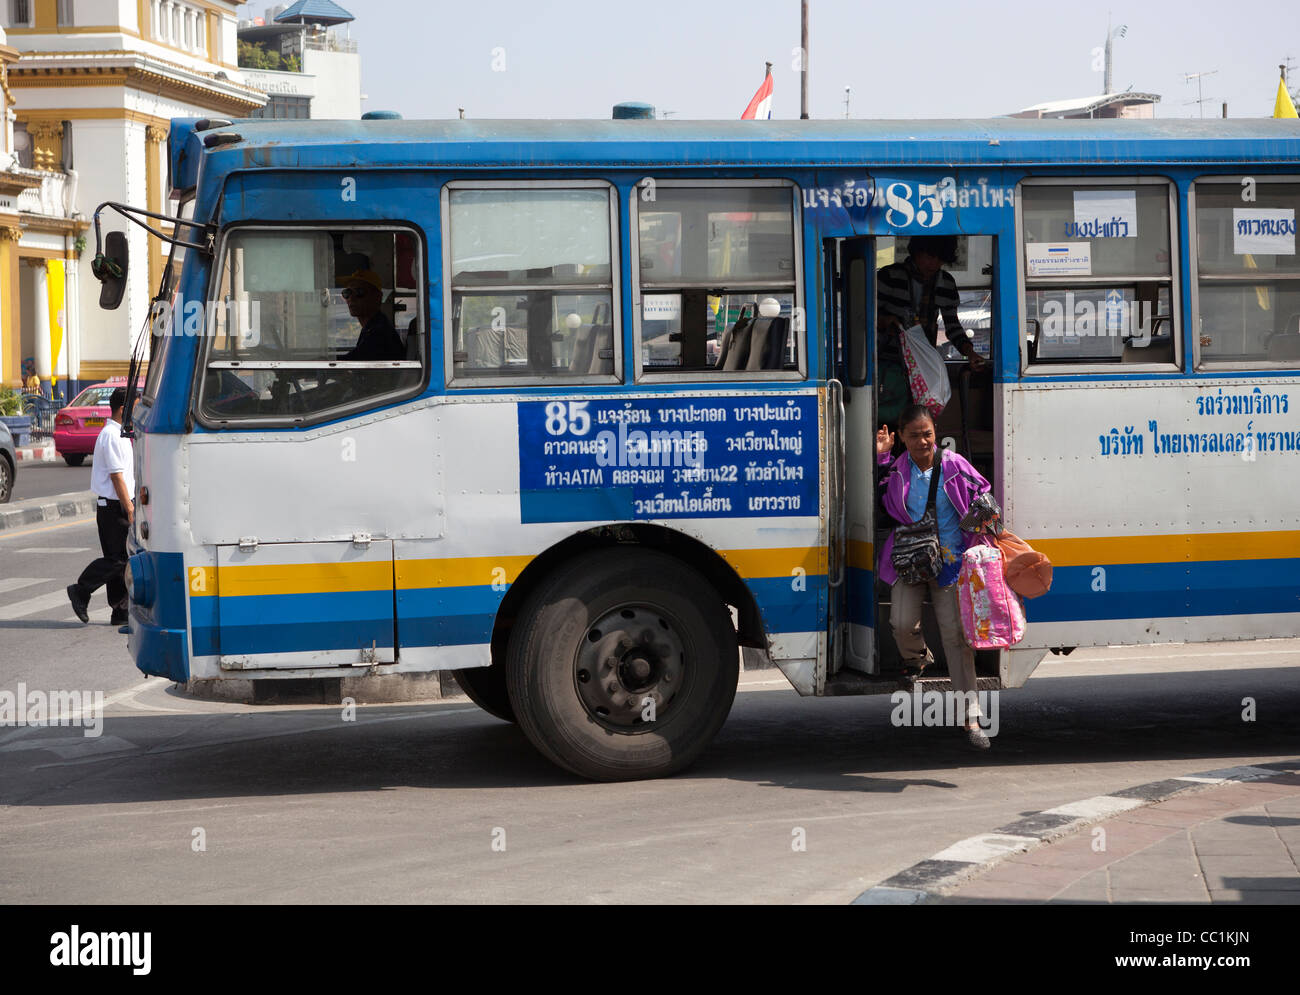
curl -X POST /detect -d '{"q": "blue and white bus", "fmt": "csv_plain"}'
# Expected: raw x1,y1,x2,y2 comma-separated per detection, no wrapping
106,117,1300,780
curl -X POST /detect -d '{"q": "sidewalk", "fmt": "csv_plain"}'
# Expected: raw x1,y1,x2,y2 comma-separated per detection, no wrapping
858,761,1300,904
0,490,96,531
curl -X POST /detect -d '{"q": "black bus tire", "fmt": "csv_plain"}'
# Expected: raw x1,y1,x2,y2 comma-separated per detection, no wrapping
451,665,516,723
506,548,738,781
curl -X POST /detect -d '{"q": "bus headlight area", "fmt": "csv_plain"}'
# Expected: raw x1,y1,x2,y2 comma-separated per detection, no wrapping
127,551,156,608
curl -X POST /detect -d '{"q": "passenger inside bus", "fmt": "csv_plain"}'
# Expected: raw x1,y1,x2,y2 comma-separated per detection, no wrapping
876,235,987,434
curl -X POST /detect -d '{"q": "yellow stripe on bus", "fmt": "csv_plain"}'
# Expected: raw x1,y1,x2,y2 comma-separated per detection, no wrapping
718,546,825,577
212,559,394,598
396,555,534,590
1032,530,1300,567
847,540,874,570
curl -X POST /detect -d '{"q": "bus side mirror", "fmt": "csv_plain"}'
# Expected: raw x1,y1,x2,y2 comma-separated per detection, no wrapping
93,231,129,310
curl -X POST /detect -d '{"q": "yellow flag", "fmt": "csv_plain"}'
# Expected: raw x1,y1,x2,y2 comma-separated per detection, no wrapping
1275,74,1299,118
45,259,65,377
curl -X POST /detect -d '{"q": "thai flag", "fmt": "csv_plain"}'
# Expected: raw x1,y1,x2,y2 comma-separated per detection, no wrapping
741,69,773,120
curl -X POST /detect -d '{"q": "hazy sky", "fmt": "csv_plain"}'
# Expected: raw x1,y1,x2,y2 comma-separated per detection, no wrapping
239,0,1300,120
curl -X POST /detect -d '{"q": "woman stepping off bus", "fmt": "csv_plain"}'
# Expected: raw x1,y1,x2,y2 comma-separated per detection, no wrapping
876,404,996,750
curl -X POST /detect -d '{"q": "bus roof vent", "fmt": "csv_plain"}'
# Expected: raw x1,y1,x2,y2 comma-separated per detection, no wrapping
362,110,402,120
612,102,655,119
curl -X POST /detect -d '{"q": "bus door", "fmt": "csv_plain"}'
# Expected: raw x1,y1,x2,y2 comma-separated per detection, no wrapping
827,237,878,675
212,539,397,671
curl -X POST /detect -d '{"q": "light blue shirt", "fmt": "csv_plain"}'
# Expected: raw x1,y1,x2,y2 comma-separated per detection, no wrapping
905,453,964,586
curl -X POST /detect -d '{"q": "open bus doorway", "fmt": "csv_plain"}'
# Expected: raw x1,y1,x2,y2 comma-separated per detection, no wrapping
828,234,998,684
873,234,998,682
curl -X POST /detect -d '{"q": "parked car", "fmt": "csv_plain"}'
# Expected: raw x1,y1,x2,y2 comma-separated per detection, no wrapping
0,418,15,503
53,378,144,467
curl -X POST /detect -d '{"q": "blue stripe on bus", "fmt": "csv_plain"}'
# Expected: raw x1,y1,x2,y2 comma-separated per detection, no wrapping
846,565,876,627
1028,559,1300,623
520,487,633,524
217,620,394,657
747,576,825,633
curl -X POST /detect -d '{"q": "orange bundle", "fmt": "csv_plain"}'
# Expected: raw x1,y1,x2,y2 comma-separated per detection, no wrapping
995,531,1053,599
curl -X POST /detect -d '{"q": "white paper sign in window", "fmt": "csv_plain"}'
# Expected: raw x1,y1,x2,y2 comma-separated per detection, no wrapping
642,294,681,320
1069,190,1137,239
1233,208,1297,256
1026,242,1092,277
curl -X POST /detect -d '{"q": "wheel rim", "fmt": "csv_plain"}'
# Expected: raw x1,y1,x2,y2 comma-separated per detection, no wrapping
573,604,687,733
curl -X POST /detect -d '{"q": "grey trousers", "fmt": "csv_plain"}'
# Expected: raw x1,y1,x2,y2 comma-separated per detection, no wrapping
890,577,981,723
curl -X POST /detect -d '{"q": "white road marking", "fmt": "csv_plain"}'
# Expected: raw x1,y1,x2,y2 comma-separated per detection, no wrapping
14,547,91,554
0,586,117,622
33,702,483,769
0,577,45,595
0,589,77,621
1041,795,1146,818
0,734,137,759
931,833,1040,864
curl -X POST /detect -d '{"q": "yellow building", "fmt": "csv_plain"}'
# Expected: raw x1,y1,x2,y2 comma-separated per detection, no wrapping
1,1,263,394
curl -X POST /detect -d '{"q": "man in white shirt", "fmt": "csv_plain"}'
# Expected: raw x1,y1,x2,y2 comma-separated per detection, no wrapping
67,387,134,628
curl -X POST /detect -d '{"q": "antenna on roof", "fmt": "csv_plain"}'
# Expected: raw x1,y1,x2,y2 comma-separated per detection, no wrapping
1182,69,1218,118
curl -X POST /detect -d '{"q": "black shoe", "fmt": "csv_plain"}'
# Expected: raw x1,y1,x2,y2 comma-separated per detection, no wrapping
966,726,992,751
110,610,129,626
67,585,89,623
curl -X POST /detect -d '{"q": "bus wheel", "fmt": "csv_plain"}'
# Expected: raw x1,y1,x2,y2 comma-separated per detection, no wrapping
506,549,738,781
451,665,516,723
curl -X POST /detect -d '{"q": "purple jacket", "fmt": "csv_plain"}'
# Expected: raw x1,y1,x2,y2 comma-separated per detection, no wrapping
875,447,996,586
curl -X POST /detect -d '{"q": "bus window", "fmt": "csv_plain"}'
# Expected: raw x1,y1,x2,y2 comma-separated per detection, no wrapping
1193,178,1300,367
1020,179,1178,368
634,182,801,378
445,183,619,385
197,226,425,425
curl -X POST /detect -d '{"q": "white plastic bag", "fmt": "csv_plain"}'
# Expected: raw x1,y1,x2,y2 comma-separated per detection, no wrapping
899,323,952,417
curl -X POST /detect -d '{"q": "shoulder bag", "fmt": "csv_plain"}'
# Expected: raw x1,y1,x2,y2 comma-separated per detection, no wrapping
890,455,944,585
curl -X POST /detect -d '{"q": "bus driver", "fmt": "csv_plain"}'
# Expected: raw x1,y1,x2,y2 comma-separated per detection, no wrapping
338,270,405,362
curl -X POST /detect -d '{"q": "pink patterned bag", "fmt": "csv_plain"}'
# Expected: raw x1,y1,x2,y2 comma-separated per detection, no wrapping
958,545,1026,649
899,324,952,417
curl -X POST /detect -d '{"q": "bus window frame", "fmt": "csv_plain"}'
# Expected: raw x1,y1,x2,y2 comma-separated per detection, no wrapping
191,221,429,431
1189,174,1300,372
1016,175,1183,376
441,178,623,389
630,178,806,384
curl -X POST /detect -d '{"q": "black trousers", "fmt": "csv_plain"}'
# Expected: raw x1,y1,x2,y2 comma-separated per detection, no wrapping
75,501,128,609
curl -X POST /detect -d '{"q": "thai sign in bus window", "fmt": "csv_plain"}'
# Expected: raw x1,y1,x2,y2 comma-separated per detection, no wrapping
1194,180,1300,365
197,226,424,423
1021,181,1177,366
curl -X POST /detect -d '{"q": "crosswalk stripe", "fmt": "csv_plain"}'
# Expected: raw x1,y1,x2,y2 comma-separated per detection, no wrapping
0,589,81,621
0,577,45,596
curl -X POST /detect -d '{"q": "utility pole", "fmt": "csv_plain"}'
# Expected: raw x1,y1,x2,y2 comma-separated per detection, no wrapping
1182,70,1218,118
800,0,810,120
